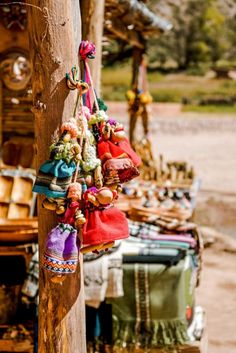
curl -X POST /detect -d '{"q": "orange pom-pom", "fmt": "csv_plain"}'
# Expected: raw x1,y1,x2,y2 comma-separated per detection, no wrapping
61,118,78,138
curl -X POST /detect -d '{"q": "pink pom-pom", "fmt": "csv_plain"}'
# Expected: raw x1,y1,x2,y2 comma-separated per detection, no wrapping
79,40,96,60
82,106,91,120
67,182,82,200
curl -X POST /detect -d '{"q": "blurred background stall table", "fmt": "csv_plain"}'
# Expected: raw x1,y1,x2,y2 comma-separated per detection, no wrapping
84,170,206,353
0,164,38,352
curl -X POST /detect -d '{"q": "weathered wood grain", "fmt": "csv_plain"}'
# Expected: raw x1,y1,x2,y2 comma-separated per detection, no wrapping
27,1,86,352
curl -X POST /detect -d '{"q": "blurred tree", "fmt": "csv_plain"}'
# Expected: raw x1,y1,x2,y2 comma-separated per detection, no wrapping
225,15,236,61
203,4,227,63
147,0,230,70
102,0,235,71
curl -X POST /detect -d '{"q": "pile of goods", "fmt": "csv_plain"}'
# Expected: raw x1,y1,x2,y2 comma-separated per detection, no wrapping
0,324,33,352
84,178,203,350
118,176,198,217
107,180,203,347
116,178,202,271
155,156,195,187
32,41,141,280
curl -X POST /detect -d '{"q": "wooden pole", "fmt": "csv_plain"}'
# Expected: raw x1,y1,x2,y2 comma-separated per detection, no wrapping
129,47,144,144
80,0,105,94
0,80,2,147
104,24,144,50
27,1,86,352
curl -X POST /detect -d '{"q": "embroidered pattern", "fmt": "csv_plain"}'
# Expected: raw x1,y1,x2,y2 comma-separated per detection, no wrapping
43,254,78,273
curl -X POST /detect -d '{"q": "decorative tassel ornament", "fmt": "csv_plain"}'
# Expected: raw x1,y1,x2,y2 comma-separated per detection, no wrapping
33,40,141,279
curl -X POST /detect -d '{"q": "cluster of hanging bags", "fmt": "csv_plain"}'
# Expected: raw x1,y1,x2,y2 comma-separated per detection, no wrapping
33,41,141,279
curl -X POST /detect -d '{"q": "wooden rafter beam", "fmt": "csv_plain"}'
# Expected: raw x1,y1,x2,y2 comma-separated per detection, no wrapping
105,0,172,37
104,21,144,49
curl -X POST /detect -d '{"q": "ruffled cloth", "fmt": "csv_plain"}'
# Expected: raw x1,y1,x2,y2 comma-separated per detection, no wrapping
39,159,76,177
106,247,123,298
82,206,129,247
108,260,190,348
84,244,124,308
84,255,108,308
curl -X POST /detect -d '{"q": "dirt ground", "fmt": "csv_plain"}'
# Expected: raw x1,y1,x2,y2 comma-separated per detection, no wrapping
197,229,236,353
108,102,236,353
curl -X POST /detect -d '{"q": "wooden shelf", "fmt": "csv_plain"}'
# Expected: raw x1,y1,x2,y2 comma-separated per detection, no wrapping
1,86,34,140
0,338,33,352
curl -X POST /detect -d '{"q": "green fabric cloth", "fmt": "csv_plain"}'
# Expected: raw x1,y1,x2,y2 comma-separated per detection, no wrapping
109,256,195,348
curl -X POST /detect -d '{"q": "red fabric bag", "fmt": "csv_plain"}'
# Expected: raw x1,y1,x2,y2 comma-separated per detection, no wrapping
103,158,140,183
97,138,141,167
118,138,141,167
97,140,128,161
82,206,129,246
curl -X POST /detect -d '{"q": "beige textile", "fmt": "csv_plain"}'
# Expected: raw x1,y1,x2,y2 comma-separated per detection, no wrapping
84,244,124,308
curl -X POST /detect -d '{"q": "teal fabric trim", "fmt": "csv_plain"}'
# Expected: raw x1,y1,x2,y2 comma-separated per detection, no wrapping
32,185,67,198
155,241,190,249
40,159,76,177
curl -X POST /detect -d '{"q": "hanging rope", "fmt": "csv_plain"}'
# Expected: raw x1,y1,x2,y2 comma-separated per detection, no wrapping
79,40,99,113
72,83,88,182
